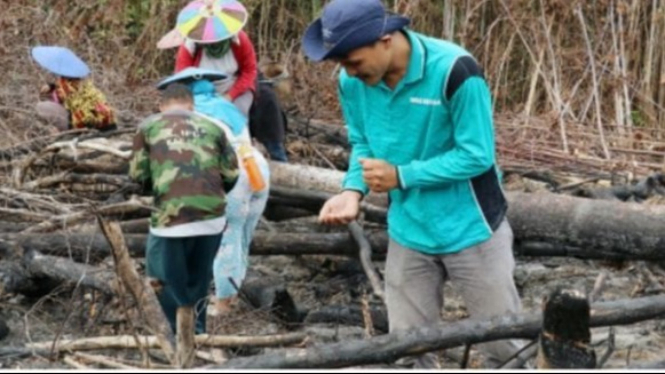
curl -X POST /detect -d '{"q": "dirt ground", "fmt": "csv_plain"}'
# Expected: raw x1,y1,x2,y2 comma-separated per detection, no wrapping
2,243,665,369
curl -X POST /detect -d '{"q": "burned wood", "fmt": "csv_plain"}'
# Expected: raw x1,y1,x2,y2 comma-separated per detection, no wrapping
572,173,665,201
536,289,596,369
509,192,665,261
289,117,349,148
303,304,388,333
26,251,118,294
263,203,315,222
269,186,387,224
269,163,665,260
0,253,116,297
0,260,51,297
213,294,665,369
238,278,304,327
6,227,665,263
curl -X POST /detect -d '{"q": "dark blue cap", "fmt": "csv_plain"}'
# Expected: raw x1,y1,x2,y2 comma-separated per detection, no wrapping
302,0,410,62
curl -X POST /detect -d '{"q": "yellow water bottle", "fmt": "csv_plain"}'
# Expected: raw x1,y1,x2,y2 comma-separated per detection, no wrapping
239,143,266,192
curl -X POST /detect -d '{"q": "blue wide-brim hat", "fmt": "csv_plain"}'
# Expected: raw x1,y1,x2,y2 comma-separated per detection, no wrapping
156,67,228,89
302,0,410,62
31,46,90,79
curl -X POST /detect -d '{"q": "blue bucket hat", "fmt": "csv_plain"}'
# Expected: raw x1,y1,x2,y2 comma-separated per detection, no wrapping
156,67,228,89
31,46,90,79
302,0,410,62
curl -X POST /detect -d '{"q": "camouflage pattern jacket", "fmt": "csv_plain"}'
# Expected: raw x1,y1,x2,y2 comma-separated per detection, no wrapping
129,109,239,237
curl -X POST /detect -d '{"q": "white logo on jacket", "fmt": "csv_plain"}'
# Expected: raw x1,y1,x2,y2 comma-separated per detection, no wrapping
410,97,442,106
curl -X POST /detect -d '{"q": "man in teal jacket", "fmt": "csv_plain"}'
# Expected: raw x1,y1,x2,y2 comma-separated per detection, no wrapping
303,0,526,368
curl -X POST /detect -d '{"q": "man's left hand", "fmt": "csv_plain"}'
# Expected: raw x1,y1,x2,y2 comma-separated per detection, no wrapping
359,158,398,193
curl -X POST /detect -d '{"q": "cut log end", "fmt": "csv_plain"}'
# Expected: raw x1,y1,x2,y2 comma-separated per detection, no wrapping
537,288,596,369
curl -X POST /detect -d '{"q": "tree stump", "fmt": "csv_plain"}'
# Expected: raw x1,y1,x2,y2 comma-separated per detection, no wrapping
536,288,596,369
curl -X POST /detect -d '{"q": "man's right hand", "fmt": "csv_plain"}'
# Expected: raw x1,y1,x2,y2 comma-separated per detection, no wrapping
318,190,362,225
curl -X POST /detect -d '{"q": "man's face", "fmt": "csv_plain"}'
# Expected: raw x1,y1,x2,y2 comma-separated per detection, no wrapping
336,36,392,86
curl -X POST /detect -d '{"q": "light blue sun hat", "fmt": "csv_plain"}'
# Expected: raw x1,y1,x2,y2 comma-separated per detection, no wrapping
31,46,90,78
156,67,228,89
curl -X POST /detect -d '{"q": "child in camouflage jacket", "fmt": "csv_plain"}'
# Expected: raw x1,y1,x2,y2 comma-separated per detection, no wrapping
129,83,239,334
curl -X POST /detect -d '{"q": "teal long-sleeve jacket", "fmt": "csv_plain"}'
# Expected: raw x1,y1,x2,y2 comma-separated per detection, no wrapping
339,30,507,255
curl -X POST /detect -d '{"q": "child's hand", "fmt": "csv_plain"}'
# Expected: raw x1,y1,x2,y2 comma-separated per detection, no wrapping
39,84,51,95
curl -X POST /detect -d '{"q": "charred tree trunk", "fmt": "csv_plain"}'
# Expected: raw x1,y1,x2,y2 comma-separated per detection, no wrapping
269,163,665,261
213,294,665,369
536,289,596,369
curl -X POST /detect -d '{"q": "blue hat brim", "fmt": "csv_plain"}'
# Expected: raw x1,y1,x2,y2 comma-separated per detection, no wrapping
31,46,90,78
302,15,410,62
156,67,229,89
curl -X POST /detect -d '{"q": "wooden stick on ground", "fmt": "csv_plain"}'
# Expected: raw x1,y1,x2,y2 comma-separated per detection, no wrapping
22,200,153,234
24,333,308,352
96,216,175,365
63,355,90,369
176,307,195,369
73,352,139,370
195,350,228,365
348,221,384,302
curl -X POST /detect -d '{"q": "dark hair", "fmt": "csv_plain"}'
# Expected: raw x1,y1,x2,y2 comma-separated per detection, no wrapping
160,83,193,104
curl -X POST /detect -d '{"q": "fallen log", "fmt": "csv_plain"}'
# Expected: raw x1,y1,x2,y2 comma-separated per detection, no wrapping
213,294,665,369
5,228,665,262
263,203,315,222
269,162,665,261
0,254,116,297
0,261,47,296
22,333,307,352
289,118,349,148
269,186,387,224
26,251,118,294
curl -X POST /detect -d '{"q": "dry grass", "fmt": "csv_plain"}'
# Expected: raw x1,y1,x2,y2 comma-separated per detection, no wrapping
3,0,665,177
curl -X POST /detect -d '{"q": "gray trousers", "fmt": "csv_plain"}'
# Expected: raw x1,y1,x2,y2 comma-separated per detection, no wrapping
385,218,526,368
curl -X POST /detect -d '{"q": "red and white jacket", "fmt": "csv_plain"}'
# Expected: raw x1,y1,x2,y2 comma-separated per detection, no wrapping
175,30,257,101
